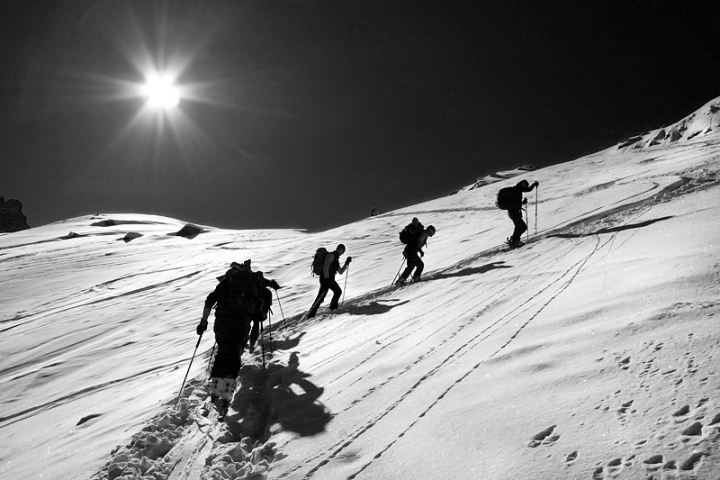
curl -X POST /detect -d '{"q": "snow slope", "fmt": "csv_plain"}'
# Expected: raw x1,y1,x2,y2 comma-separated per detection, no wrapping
1,98,720,480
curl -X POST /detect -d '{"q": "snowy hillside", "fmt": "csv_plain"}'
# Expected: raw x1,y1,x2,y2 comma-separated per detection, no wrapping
2,97,720,480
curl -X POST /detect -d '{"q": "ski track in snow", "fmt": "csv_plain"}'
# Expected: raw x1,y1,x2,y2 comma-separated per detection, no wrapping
297,237,611,479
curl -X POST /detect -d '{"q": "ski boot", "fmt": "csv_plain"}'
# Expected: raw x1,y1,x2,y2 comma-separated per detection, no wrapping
506,237,524,249
207,377,236,419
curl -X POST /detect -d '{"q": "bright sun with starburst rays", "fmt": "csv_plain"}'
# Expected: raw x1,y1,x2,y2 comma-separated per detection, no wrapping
141,74,180,109
92,2,234,163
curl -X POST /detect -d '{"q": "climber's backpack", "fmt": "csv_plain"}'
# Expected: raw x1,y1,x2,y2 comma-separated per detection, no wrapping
311,247,328,276
256,277,273,321
496,187,514,210
399,221,424,245
218,267,263,317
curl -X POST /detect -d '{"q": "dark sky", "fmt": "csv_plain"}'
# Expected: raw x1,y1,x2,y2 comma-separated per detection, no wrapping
2,1,719,231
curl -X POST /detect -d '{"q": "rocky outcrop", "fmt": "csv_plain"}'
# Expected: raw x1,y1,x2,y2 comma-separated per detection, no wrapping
0,197,30,232
617,95,720,151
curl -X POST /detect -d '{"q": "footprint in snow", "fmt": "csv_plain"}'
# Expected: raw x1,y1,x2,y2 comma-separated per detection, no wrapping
592,460,624,480
679,452,706,472
642,454,664,471
709,412,720,426
672,404,690,420
605,457,625,477
618,357,631,370
527,425,559,448
617,399,634,415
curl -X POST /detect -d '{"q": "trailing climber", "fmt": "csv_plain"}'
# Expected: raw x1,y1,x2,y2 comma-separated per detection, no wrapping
195,260,270,408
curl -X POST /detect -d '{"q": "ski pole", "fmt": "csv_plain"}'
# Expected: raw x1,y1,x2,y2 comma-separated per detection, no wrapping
267,311,273,353
535,187,538,235
176,334,203,403
342,265,350,305
260,322,266,370
274,290,286,329
391,257,406,286
525,206,530,243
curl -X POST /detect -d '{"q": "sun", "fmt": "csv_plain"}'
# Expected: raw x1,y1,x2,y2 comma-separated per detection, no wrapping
141,74,180,109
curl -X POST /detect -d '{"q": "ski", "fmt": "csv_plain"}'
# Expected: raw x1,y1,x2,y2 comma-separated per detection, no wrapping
393,277,423,288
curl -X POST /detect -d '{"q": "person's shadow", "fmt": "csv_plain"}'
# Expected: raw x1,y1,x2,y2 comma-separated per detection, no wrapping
266,332,305,351
265,352,332,436
343,300,409,316
428,261,510,280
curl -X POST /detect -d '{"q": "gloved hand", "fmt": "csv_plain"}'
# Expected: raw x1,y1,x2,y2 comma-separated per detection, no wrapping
522,198,528,205
345,256,352,264
196,319,208,335
269,280,280,290
533,181,540,187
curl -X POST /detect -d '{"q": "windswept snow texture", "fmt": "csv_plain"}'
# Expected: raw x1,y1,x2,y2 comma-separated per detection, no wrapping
2,101,720,479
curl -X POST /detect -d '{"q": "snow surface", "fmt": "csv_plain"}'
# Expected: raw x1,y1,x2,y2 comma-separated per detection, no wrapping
2,99,720,480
